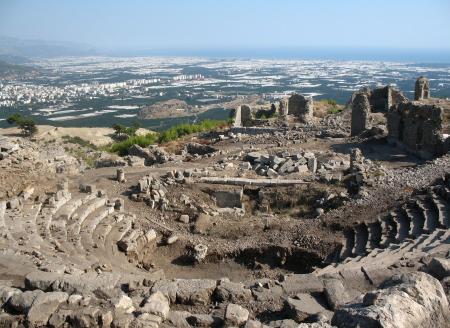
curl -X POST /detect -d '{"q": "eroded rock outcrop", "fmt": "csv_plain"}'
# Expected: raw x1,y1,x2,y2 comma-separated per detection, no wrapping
332,272,450,328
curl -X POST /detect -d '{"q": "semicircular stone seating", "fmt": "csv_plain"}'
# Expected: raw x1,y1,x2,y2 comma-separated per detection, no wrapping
0,182,150,274
319,175,450,276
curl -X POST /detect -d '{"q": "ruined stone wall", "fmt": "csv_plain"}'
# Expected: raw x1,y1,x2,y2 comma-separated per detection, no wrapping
387,101,449,158
287,94,314,123
233,105,253,128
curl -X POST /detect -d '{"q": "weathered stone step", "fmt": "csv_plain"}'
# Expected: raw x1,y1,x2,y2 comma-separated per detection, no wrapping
353,223,369,256
408,234,430,252
72,197,107,228
367,220,382,250
402,204,424,237
53,193,96,221
339,229,355,260
366,248,383,258
413,198,439,233
92,215,117,250
421,229,450,253
380,215,397,247
391,211,410,242
80,205,115,251
68,197,107,237
104,214,134,257
36,190,72,239
415,229,445,251
428,191,448,228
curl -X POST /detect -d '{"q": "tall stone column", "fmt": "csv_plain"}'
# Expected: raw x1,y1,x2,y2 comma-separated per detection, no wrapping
351,92,371,136
414,77,430,101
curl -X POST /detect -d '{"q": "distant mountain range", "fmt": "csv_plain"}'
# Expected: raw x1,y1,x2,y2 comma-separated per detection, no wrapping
0,36,96,61
0,59,36,74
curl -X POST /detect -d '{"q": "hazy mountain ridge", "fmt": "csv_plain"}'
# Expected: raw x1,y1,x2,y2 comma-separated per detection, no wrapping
0,35,97,59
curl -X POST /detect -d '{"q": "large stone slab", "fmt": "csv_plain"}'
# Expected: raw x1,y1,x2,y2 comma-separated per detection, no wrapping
281,274,323,295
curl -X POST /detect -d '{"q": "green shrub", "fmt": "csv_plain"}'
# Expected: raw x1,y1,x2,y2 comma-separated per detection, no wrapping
108,133,159,155
61,135,97,149
328,107,342,114
158,119,228,143
108,119,228,155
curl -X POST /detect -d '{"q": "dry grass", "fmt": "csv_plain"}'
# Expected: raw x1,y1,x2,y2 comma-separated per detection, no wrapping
314,100,345,118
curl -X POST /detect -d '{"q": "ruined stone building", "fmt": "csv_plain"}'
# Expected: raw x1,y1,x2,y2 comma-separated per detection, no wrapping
351,85,407,114
350,85,408,136
387,98,450,158
287,94,314,123
415,76,430,100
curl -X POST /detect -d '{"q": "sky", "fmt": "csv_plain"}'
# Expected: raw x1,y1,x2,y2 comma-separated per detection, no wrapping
1,0,450,53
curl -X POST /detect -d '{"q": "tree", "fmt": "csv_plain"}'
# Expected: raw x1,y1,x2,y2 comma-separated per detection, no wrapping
113,124,127,137
112,122,140,139
7,113,38,136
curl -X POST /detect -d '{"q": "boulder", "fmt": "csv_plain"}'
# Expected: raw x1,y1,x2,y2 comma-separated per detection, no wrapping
0,313,21,328
184,143,217,156
111,311,134,328
166,311,191,328
0,286,22,308
113,294,134,313
7,290,44,314
151,280,179,303
176,279,217,305
25,271,121,294
215,281,252,303
322,278,350,310
140,291,170,319
281,274,323,295
132,313,163,328
179,214,190,223
27,291,69,327
187,313,223,327
426,257,450,280
245,151,269,163
332,272,450,328
225,303,249,326
267,168,278,178
286,294,328,322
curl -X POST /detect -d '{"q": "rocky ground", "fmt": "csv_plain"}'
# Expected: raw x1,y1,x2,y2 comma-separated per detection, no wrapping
0,110,449,327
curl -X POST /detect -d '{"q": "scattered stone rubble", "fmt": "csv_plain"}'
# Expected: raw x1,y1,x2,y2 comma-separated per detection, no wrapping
131,175,170,210
128,144,180,166
244,150,319,177
0,137,81,174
